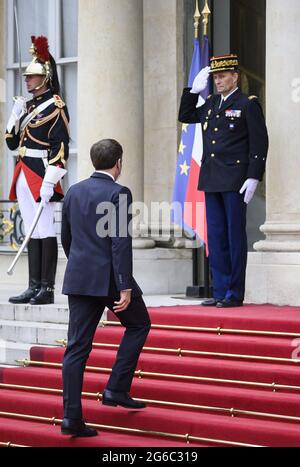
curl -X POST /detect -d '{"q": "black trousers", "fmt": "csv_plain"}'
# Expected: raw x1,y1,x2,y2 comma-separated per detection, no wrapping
62,294,151,420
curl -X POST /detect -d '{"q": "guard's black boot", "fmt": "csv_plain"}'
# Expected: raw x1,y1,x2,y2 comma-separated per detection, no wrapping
9,239,42,304
30,237,57,305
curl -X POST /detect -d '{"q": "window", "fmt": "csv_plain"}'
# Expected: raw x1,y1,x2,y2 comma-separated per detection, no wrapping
5,0,78,194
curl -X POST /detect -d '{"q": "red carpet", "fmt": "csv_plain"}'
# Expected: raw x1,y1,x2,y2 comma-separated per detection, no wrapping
1,304,300,447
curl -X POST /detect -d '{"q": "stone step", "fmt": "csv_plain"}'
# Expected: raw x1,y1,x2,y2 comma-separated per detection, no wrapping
0,302,69,324
0,341,51,366
0,247,193,295
0,320,68,346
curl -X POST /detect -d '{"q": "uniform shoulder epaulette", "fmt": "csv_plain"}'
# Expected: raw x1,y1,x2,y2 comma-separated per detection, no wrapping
53,95,66,109
248,95,258,100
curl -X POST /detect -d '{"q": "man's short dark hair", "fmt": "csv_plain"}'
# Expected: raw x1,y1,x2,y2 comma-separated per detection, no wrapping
90,139,123,170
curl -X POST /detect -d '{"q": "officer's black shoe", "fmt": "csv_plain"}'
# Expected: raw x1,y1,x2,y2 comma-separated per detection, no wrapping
29,286,54,305
9,238,42,304
216,298,244,308
102,390,146,409
61,418,98,437
9,281,41,304
201,298,220,307
30,237,58,305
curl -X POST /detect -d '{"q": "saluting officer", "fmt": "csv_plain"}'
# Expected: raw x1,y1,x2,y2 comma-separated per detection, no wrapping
5,36,69,305
179,54,269,308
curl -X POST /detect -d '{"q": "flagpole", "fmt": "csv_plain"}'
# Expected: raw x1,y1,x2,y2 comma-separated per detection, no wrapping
202,0,212,299
202,0,211,36
191,0,201,296
194,0,201,39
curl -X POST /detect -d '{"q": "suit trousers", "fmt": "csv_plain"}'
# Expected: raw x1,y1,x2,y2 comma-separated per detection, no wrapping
205,192,248,302
62,294,151,420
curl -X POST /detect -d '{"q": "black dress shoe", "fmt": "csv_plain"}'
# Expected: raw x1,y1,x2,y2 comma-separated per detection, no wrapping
9,283,40,304
216,298,243,308
61,418,98,437
102,389,146,409
29,286,54,305
201,298,220,307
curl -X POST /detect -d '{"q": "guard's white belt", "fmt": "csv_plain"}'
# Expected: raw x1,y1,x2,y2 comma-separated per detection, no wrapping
19,147,48,159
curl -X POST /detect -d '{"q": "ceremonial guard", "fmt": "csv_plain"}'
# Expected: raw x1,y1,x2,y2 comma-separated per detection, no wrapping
179,54,269,307
5,36,70,305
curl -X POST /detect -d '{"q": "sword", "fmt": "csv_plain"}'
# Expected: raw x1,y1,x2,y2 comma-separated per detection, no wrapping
13,0,23,96
7,203,44,276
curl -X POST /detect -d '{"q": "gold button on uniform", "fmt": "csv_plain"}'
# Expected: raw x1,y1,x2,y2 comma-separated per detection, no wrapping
211,154,215,158
214,128,218,132
212,140,216,144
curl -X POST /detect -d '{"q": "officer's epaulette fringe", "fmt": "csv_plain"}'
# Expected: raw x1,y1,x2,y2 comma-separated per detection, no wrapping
53,95,66,109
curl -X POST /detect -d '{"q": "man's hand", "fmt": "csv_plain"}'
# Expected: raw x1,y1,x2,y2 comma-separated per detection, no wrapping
40,180,55,204
113,290,132,313
191,66,211,94
239,178,259,204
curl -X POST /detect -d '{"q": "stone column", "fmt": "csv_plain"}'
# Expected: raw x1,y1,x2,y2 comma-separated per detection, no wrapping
0,0,6,199
77,0,144,202
143,0,184,243
246,0,300,305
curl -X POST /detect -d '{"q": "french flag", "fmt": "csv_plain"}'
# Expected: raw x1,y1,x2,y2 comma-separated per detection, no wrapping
172,35,211,254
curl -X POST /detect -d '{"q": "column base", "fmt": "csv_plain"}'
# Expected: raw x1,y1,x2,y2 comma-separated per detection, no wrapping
246,252,300,306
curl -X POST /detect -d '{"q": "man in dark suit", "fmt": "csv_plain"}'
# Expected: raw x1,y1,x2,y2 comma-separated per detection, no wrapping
179,54,269,308
60,139,151,437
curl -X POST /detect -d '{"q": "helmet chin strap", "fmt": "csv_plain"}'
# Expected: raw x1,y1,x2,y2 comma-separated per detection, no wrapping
30,76,49,93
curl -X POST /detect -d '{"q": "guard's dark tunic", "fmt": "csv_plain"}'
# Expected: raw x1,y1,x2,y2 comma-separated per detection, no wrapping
5,89,70,202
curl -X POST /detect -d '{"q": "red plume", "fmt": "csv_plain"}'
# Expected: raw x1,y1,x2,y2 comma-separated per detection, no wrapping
33,36,50,63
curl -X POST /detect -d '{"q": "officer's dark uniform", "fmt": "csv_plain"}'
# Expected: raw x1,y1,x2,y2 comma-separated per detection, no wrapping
178,56,269,304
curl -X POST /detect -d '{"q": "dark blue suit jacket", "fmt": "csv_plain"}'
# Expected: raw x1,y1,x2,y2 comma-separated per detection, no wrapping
61,172,142,298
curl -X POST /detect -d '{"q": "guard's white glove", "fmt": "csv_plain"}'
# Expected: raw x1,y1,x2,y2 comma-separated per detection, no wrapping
7,97,27,133
190,66,211,94
40,181,55,204
239,178,259,204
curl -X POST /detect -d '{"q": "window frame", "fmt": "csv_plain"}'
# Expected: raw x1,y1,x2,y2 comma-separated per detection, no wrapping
5,0,78,195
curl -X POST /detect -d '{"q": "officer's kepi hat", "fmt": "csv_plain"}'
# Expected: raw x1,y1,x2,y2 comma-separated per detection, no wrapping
210,54,239,73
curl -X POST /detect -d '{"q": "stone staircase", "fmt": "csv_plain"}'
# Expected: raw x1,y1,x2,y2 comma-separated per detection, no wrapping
0,294,70,365
0,287,200,366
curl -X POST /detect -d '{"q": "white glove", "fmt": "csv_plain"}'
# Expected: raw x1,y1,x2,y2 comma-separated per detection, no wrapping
40,181,55,204
190,66,211,94
239,178,259,204
12,97,27,119
7,97,27,133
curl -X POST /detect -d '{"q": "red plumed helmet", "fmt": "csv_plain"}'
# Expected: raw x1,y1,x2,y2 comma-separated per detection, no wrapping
32,36,50,64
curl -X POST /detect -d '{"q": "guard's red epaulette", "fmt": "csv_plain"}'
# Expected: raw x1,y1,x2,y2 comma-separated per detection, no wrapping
53,95,65,109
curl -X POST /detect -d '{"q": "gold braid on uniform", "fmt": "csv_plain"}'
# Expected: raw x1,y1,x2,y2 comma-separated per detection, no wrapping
24,127,51,147
60,108,70,136
28,108,61,129
49,142,66,167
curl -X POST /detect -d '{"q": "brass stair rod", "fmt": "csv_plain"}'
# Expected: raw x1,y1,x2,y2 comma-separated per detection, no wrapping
55,340,300,364
0,441,28,448
0,411,263,448
15,359,300,392
100,320,300,338
2,382,300,424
